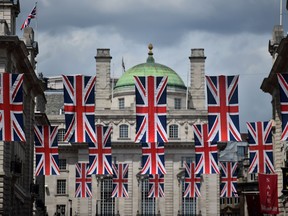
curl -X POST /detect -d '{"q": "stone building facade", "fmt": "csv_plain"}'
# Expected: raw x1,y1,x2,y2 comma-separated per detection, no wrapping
0,1,47,215
44,46,221,216
261,24,288,215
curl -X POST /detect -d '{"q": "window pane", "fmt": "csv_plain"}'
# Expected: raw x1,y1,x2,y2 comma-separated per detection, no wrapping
57,180,66,194
174,98,181,109
169,124,178,138
99,178,115,215
118,98,125,110
58,129,65,142
141,179,155,214
119,125,128,138
56,205,66,216
58,159,66,170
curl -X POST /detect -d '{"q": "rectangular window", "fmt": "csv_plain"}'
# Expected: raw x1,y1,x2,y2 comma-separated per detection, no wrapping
119,125,129,138
118,98,125,110
58,129,65,142
141,178,155,215
169,125,179,138
56,180,66,195
98,178,115,215
174,98,181,109
58,159,67,170
56,205,66,216
182,181,197,214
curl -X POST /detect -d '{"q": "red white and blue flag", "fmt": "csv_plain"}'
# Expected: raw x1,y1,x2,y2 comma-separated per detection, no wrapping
34,125,59,176
219,161,238,197
112,163,129,198
141,142,166,175
206,75,241,142
20,3,37,30
184,162,201,198
148,174,165,198
247,121,275,174
88,125,112,175
63,75,96,143
0,73,25,142
75,163,92,198
134,76,168,143
277,73,288,141
193,123,219,174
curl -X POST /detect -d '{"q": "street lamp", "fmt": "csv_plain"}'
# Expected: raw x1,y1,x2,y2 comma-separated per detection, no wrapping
68,199,72,216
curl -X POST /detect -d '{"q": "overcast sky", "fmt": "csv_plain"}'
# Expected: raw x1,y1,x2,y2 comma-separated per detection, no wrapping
16,0,288,132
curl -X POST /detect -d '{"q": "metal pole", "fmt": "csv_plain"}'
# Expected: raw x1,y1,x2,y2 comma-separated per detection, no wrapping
280,0,283,25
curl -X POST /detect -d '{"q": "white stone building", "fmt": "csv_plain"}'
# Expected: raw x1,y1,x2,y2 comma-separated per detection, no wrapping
44,45,220,216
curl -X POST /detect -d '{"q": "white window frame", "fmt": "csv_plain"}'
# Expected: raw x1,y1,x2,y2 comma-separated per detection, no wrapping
119,124,129,139
169,124,179,139
118,98,125,110
56,179,66,195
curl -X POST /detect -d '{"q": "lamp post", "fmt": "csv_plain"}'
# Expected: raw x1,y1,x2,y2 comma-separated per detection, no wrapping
68,199,72,216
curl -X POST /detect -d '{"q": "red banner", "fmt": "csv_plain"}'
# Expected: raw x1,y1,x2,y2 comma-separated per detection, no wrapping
258,173,279,214
245,194,263,216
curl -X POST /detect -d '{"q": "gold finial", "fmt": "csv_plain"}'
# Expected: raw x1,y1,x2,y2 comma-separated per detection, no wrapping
148,43,153,55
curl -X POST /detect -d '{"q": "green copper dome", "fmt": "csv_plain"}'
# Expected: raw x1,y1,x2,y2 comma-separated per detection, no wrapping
114,44,186,90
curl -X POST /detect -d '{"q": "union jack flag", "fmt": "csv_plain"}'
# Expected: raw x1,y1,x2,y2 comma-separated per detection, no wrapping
192,123,219,174
206,75,241,142
21,3,37,30
184,162,201,198
75,163,92,198
148,174,165,198
112,163,129,198
219,161,238,197
277,73,288,141
141,142,166,175
0,73,25,142
134,76,168,143
34,125,59,176
247,121,275,174
88,125,112,175
63,75,96,143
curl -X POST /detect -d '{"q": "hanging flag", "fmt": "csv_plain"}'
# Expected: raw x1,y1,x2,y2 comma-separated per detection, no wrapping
88,125,112,175
219,161,238,197
258,173,279,214
206,75,241,142
75,163,92,198
245,194,263,216
0,73,25,142
63,75,96,143
20,2,37,30
112,163,129,198
34,125,59,176
247,121,275,174
141,142,166,175
134,76,168,143
148,174,165,198
183,162,201,198
277,73,288,140
192,123,219,174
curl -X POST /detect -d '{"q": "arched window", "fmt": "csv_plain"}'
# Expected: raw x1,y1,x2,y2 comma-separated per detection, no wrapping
169,124,179,138
119,124,129,139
